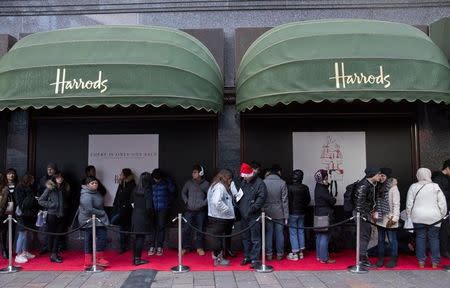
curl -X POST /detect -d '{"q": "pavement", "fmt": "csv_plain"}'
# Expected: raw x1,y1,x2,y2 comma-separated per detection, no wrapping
1,270,450,288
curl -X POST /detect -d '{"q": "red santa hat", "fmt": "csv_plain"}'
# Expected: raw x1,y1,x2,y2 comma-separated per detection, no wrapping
240,163,254,178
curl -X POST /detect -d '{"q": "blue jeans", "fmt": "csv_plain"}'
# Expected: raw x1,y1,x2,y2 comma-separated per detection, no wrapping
377,227,398,257
84,226,107,253
288,214,305,252
316,232,329,261
265,219,285,256
16,231,28,254
414,223,440,264
182,210,206,250
241,217,261,261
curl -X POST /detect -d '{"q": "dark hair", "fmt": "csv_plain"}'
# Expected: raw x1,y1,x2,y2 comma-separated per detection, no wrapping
192,164,202,172
151,168,162,180
20,173,34,187
211,169,232,187
0,173,5,189
85,165,96,176
5,168,18,184
292,169,304,184
135,172,152,195
270,164,282,174
250,161,261,170
85,176,98,185
122,168,132,178
443,159,450,170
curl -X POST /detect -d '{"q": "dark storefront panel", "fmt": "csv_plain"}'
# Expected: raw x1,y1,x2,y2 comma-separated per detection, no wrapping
32,115,217,210
0,113,6,171
242,115,413,205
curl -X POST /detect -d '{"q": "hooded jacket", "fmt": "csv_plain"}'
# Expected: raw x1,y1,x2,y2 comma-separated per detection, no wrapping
38,180,64,217
78,185,109,227
207,182,235,219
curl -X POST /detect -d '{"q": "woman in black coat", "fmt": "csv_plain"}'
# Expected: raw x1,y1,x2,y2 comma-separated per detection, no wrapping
314,169,336,264
131,172,153,265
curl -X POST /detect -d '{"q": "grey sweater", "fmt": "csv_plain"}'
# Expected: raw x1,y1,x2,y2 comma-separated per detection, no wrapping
181,179,210,211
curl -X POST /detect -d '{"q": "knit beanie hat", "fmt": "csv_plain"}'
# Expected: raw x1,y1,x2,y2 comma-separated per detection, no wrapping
47,163,58,170
380,167,392,178
364,167,380,178
240,163,254,178
314,169,328,183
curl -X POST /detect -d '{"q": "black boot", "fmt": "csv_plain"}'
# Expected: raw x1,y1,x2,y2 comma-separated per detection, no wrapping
133,257,149,266
375,257,384,267
50,253,62,263
2,250,8,259
385,256,397,268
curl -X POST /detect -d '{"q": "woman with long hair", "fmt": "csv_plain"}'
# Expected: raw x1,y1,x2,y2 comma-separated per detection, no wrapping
207,169,235,266
1,168,18,259
130,172,153,265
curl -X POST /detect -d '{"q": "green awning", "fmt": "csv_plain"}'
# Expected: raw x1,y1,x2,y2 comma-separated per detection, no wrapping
0,25,223,112
236,19,450,111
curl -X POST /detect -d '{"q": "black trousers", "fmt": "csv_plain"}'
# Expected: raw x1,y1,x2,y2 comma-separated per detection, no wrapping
207,217,233,257
134,235,145,258
440,217,449,256
47,214,64,254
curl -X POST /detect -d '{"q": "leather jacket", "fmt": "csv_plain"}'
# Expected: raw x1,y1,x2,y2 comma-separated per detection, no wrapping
355,178,377,217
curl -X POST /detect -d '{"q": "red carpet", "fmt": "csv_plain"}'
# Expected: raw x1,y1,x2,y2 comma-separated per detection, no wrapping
1,249,448,271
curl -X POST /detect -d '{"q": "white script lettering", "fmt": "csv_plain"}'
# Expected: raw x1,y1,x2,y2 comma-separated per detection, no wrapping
329,62,391,89
50,68,109,94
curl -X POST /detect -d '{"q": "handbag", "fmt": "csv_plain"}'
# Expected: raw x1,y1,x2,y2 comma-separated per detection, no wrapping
35,210,48,227
5,201,13,214
314,215,329,232
15,205,22,217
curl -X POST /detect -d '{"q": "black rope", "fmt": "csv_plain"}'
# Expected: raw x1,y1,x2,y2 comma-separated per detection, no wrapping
15,220,90,236
269,216,355,230
101,223,155,236
183,217,261,238
362,215,448,231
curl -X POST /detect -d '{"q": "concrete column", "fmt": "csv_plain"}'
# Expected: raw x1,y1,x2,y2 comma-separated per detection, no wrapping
6,110,29,176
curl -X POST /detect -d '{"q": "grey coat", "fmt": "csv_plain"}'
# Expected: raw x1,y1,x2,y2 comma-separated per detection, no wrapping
263,174,289,220
78,185,109,227
181,179,209,211
38,186,64,217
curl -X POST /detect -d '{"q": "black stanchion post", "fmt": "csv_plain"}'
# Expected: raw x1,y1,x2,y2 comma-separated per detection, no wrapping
0,215,20,273
86,214,102,273
348,212,368,274
171,213,190,273
257,212,273,273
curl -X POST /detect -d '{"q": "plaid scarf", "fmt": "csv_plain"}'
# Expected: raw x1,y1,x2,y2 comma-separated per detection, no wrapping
376,178,394,219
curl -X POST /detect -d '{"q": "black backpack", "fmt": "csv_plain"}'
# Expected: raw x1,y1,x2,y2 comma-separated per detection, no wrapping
343,180,359,212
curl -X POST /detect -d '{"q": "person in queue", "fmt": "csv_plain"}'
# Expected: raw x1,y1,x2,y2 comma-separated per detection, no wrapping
79,176,110,269
0,168,17,259
131,172,153,266
432,159,450,258
314,169,336,264
406,167,447,268
207,169,235,266
38,176,65,263
81,166,107,196
112,168,136,254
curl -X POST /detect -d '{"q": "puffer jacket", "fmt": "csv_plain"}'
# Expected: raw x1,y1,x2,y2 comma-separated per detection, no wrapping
263,174,288,220
207,182,235,219
78,185,109,227
181,179,209,211
238,176,267,219
355,178,377,217
152,178,176,211
38,180,64,217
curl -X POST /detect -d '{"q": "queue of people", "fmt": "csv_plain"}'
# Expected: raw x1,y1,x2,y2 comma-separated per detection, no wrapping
0,159,449,270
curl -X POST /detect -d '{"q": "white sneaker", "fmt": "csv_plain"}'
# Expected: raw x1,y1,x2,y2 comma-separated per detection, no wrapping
287,252,299,261
147,247,155,256
15,254,28,263
23,251,35,259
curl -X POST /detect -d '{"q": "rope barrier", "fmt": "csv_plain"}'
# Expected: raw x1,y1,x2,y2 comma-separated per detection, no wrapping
362,214,449,231
268,216,355,230
183,216,261,238
15,220,90,236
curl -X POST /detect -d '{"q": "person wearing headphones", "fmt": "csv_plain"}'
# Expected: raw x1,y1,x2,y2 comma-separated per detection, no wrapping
181,164,210,256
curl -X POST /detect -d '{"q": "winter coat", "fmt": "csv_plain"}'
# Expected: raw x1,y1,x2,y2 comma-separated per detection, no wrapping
406,182,447,227
263,174,289,220
432,171,450,207
80,178,107,196
152,178,176,211
15,184,38,228
288,182,310,215
355,178,377,217
0,186,8,215
38,181,64,217
113,177,136,227
377,179,400,228
238,176,267,219
207,182,235,220
131,186,153,233
181,179,209,211
78,185,109,227
314,183,336,217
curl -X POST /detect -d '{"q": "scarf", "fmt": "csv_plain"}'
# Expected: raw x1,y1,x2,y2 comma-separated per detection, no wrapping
376,178,394,219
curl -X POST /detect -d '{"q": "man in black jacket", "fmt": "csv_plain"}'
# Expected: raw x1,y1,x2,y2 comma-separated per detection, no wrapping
432,159,450,258
355,167,381,267
238,162,267,269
